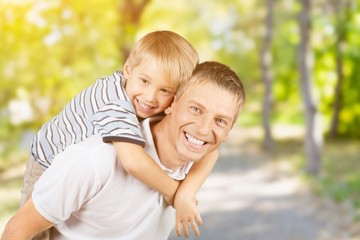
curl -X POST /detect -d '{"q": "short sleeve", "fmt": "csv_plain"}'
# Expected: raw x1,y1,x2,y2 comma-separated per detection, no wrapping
91,98,145,147
89,74,145,147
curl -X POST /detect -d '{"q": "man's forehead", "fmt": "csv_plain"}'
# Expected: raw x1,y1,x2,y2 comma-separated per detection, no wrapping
181,82,238,116
186,80,215,91
185,81,228,96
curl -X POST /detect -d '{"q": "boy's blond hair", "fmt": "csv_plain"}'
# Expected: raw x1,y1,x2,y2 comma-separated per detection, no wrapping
125,31,199,87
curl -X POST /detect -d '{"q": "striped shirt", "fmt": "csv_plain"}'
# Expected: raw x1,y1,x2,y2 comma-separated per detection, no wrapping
31,71,145,168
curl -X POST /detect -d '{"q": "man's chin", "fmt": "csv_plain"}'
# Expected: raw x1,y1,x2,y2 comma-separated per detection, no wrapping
179,153,203,164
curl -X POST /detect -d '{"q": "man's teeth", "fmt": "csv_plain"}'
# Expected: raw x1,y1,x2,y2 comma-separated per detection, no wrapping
186,133,205,146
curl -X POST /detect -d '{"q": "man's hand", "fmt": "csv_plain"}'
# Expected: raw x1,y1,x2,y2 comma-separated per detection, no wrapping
174,196,203,237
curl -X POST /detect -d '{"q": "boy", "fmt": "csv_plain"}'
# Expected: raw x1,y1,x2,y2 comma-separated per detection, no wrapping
21,30,217,238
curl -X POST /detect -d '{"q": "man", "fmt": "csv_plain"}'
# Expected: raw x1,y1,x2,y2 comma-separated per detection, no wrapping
1,61,245,240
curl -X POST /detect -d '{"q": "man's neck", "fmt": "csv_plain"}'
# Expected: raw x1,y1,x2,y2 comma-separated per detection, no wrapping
151,119,182,171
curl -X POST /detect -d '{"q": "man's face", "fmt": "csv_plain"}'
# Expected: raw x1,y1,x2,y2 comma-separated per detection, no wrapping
124,60,177,119
167,81,239,164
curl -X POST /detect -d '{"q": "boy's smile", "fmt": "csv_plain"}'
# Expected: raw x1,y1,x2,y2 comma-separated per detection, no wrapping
136,98,155,111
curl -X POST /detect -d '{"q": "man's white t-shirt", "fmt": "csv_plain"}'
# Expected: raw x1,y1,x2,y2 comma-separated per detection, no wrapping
32,118,193,240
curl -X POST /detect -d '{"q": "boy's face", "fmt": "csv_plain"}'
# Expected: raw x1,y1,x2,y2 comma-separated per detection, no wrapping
166,81,239,165
124,60,177,119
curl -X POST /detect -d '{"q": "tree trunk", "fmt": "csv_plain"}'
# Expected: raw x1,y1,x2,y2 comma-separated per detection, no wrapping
117,0,151,59
329,0,349,138
261,0,275,151
298,0,322,175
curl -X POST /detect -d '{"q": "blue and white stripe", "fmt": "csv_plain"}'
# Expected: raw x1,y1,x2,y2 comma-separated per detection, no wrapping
31,71,145,168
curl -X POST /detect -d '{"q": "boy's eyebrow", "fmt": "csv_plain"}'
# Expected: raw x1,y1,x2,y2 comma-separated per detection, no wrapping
138,72,151,79
139,73,177,90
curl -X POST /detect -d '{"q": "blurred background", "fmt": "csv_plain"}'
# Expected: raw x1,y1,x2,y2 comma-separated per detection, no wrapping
0,0,359,238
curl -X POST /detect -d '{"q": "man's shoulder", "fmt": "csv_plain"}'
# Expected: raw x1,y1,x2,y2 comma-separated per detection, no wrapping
57,135,117,179
77,135,117,164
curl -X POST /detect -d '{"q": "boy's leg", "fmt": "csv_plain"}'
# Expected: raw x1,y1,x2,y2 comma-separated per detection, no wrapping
20,156,52,240
20,155,45,207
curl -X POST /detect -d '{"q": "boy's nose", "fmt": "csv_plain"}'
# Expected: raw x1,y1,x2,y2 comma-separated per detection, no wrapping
144,89,157,102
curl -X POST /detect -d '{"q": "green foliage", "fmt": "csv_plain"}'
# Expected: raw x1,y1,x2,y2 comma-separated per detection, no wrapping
312,0,360,138
0,0,122,160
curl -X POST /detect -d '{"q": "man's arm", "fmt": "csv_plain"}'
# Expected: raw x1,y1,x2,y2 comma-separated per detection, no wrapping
113,142,180,205
1,198,53,240
174,149,219,237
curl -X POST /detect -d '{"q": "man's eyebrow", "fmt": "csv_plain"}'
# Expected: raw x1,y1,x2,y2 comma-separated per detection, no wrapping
190,100,233,121
217,114,233,122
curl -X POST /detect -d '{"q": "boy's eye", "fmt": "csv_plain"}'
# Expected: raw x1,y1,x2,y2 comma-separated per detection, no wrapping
161,88,171,94
140,78,149,84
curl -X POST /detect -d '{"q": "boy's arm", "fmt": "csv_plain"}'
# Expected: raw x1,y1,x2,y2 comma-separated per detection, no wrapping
1,198,53,240
174,149,219,237
113,142,180,205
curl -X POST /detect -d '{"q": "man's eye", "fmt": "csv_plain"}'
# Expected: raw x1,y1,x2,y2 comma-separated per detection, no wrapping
217,118,227,126
190,106,200,113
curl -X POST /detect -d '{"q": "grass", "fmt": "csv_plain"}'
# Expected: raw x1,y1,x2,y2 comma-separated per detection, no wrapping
310,139,360,209
271,136,360,224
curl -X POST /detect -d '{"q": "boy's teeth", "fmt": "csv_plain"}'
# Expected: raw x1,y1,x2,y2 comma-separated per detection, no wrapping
138,100,152,110
186,133,205,146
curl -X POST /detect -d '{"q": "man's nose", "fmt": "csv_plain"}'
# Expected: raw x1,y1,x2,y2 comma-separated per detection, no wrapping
197,115,212,136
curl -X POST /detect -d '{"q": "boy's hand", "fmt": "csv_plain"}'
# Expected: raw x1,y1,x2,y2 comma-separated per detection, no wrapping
174,196,203,237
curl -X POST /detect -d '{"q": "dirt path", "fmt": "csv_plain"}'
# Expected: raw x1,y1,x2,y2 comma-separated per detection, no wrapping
169,128,354,240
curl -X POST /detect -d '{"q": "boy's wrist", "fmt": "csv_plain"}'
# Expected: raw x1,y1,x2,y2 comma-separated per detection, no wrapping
163,180,180,206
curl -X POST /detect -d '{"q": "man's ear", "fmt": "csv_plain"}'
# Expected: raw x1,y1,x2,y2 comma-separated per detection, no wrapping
223,132,231,143
164,107,171,115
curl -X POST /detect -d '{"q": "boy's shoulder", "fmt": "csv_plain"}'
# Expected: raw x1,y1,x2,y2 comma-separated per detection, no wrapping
94,71,126,91
97,71,124,82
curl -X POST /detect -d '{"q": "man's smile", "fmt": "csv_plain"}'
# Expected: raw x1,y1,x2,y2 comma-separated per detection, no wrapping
185,133,206,146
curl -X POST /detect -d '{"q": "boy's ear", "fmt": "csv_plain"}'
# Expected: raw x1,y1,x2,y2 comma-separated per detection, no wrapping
123,61,131,78
164,96,177,115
